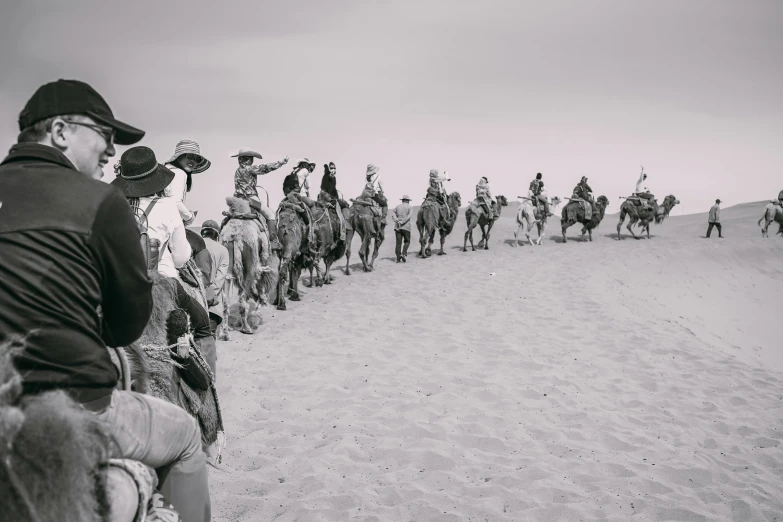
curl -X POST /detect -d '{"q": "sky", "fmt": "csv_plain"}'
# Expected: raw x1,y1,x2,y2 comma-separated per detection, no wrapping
1,0,781,222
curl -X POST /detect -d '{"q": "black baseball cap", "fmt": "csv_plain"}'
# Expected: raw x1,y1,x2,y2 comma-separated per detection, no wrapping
18,79,145,145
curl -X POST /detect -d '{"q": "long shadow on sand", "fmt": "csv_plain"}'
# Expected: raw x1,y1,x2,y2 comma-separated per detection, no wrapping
608,233,659,241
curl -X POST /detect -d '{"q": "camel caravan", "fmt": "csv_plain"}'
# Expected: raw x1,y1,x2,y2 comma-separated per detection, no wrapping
2,78,782,522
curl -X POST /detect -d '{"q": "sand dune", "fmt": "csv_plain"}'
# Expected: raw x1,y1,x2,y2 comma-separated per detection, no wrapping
210,200,783,521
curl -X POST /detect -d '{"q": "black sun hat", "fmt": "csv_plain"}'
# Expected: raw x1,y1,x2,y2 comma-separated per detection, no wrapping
111,146,175,198
18,79,145,145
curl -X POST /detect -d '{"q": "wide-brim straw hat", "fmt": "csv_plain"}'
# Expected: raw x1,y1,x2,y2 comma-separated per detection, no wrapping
366,163,379,176
401,195,411,201
200,220,221,235
166,139,211,174
111,146,175,198
231,148,263,160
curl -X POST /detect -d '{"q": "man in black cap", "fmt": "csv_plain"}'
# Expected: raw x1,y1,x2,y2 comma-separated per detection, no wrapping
0,79,211,521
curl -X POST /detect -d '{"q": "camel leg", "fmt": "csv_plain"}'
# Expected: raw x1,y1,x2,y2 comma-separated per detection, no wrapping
537,221,546,245
276,261,289,310
646,223,651,239
561,219,570,243
418,223,427,258
358,232,369,272
438,229,447,255
513,221,520,246
344,228,354,275
238,291,253,334
616,213,625,240
482,223,491,250
426,228,436,257
371,237,381,268
588,228,593,241
289,265,302,301
314,257,325,286
463,215,477,252
220,278,233,340
323,258,333,284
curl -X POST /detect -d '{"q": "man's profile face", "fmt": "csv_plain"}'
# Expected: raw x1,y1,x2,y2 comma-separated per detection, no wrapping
55,115,115,180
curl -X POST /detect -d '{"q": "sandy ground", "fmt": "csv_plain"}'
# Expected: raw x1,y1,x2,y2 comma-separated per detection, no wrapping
209,199,783,521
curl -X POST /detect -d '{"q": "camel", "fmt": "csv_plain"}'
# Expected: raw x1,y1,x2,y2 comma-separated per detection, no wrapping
0,335,181,522
758,203,783,238
220,196,278,336
275,200,311,310
416,192,462,257
616,194,679,240
345,193,387,274
305,194,347,286
560,195,610,242
463,195,509,251
550,196,562,213
513,198,549,246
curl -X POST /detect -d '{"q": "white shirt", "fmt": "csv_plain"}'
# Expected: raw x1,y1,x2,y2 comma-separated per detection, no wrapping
163,165,195,225
635,173,648,193
137,196,192,278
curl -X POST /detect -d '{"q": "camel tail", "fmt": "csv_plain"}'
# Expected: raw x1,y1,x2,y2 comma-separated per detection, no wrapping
758,215,765,227
231,240,244,289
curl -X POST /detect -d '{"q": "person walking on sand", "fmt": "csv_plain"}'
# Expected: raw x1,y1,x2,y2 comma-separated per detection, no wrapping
392,195,413,262
706,199,723,238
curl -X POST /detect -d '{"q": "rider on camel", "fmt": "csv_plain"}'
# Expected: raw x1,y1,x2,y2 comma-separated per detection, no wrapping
355,163,387,221
283,158,317,226
476,176,500,220
572,176,593,202
319,161,348,240
221,148,289,250
426,169,451,226
528,172,552,216
164,139,211,226
776,189,783,207
633,167,655,208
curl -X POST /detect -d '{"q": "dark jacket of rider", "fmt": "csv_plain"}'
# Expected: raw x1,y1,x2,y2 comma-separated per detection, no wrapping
0,143,153,403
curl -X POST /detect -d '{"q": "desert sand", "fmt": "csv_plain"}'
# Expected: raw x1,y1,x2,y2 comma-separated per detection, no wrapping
209,200,783,521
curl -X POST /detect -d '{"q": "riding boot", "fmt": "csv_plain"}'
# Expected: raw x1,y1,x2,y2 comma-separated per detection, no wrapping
266,218,282,251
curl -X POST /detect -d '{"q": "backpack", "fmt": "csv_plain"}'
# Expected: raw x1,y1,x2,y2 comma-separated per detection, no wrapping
130,198,161,272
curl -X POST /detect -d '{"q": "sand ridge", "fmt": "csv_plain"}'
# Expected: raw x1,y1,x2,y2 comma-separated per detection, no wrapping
210,202,783,521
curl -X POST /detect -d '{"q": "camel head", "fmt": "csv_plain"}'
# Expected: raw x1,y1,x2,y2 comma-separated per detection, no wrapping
496,195,509,207
595,195,609,208
550,196,562,206
655,195,679,224
448,192,462,208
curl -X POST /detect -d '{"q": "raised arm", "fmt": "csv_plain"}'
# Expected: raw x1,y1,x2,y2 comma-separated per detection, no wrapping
250,157,289,176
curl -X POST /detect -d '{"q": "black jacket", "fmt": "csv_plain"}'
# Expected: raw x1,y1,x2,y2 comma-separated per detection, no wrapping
283,172,300,196
320,173,338,200
0,143,153,400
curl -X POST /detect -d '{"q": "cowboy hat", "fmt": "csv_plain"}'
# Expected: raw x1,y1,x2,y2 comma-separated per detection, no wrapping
715,199,722,204
231,148,263,160
296,158,316,170
111,146,175,198
367,163,379,176
401,194,411,201
166,139,211,174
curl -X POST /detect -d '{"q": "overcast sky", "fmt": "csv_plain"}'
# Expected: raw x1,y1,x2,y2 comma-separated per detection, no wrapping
1,0,781,221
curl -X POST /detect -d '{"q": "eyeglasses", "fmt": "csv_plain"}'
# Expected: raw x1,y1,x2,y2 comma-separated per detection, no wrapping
62,119,115,145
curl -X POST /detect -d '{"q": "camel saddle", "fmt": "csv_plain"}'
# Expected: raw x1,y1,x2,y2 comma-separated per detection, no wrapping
628,194,656,209
570,198,592,220
280,198,316,246
422,197,450,227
